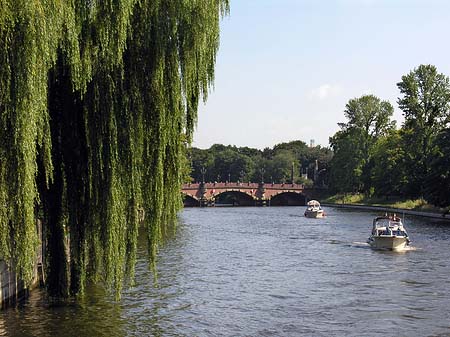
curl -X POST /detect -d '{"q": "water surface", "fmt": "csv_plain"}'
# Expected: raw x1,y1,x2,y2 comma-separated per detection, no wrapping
1,207,450,336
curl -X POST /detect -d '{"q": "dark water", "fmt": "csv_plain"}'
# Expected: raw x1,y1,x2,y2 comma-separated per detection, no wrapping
2,207,450,337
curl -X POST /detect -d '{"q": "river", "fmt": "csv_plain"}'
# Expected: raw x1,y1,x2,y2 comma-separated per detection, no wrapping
1,207,450,336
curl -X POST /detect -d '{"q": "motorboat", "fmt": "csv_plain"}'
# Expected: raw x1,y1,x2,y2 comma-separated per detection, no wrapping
304,200,325,218
367,214,410,250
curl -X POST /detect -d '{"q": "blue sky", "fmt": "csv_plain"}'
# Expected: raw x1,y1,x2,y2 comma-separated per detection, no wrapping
193,0,450,149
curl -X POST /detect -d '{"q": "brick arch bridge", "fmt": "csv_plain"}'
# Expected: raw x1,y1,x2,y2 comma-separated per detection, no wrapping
182,182,318,207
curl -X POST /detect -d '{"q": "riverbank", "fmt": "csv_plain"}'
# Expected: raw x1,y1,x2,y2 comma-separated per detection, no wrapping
322,203,450,221
322,194,450,221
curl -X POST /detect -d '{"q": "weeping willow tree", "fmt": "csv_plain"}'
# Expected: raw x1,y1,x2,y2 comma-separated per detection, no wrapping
0,0,229,298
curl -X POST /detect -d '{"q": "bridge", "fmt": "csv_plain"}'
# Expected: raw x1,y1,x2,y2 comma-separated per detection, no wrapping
182,182,318,207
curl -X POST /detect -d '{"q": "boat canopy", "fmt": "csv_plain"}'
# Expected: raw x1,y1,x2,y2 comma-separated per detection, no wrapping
307,200,321,206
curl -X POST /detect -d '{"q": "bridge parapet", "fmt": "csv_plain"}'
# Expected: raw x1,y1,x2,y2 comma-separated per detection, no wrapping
182,182,304,190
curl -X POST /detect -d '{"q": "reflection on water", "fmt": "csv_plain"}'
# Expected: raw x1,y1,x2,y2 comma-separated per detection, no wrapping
0,286,126,337
2,207,450,336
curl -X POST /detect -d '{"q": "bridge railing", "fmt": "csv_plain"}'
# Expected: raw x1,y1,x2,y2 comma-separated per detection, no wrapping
182,182,305,190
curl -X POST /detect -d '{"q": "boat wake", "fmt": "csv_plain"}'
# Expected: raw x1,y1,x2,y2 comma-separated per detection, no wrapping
402,245,419,251
337,241,419,252
350,242,419,252
352,241,371,248
362,243,418,252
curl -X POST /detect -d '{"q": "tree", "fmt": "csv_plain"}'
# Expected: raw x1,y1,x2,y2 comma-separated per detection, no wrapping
424,128,450,207
397,64,450,196
271,140,332,184
342,95,395,142
370,130,407,197
329,95,395,193
250,156,270,183
266,150,298,183
272,140,309,158
187,140,332,185
189,147,214,182
0,0,229,297
329,129,365,192
211,148,251,182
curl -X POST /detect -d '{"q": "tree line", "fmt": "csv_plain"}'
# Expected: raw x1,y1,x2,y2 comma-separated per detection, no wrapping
187,141,332,186
328,64,450,208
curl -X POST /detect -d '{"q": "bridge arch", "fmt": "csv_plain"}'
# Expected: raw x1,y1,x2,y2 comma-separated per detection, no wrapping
182,193,200,207
214,190,255,206
269,192,306,206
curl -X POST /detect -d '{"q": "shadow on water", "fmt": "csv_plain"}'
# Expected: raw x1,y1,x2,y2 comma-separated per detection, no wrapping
0,222,182,337
0,286,126,337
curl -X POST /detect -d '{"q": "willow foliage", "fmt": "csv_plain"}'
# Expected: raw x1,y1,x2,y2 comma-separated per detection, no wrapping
0,0,229,297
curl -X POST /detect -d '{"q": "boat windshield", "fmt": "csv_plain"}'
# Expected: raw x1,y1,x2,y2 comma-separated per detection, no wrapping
372,216,408,236
374,217,402,227
373,218,389,229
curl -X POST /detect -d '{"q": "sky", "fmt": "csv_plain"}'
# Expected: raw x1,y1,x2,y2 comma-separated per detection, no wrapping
192,0,450,150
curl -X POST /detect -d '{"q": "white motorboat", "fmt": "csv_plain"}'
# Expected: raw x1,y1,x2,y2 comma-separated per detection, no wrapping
367,214,410,250
304,200,325,218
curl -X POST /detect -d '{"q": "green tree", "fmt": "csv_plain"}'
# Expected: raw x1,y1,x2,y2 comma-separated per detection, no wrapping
270,140,332,184
370,130,407,197
272,140,309,158
188,140,332,186
190,147,214,182
299,145,333,185
424,128,450,207
329,95,395,193
397,64,450,196
212,148,252,182
249,156,269,182
266,150,298,183
329,129,365,192
237,146,262,158
0,0,229,297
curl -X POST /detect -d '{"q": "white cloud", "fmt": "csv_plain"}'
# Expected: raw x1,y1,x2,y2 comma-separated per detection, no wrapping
308,84,343,100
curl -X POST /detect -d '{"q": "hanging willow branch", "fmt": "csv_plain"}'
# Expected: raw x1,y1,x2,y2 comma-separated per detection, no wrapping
0,0,229,298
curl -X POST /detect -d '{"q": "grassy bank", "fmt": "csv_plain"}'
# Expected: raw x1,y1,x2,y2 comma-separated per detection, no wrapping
323,194,448,214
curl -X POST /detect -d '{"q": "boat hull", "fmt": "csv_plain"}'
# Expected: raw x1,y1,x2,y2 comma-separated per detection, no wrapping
304,210,324,218
368,236,409,250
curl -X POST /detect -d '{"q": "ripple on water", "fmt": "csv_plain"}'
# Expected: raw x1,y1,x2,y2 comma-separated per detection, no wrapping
3,207,450,337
